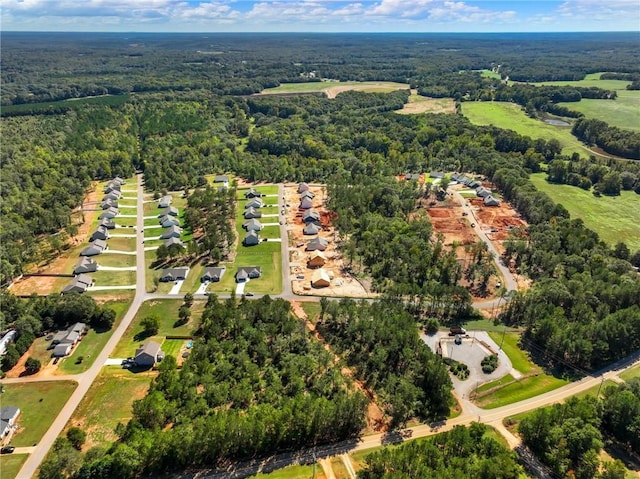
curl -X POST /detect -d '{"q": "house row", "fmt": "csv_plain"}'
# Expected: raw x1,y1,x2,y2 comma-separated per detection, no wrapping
104,176,125,194
50,322,87,357
451,174,481,189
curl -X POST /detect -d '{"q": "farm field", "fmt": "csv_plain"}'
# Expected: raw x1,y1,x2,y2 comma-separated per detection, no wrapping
461,101,593,157
0,381,77,447
395,94,456,115
260,80,409,98
522,72,631,90
530,173,640,251
0,454,29,479
110,299,203,358
66,367,154,449
558,89,640,132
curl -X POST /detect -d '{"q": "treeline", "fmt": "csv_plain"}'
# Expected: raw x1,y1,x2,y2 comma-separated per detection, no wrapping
519,382,640,478
182,185,236,263
0,107,137,284
359,423,523,479
0,292,116,371
546,154,640,195
572,118,640,160
41,296,367,478
317,299,453,427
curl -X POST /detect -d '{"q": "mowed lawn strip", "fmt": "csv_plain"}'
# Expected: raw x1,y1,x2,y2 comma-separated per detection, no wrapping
475,374,568,409
488,331,538,374
90,270,136,287
59,299,131,374
461,101,593,157
248,464,327,479
1,381,77,447
619,364,640,382
530,173,640,251
0,454,29,479
110,299,203,358
67,367,153,449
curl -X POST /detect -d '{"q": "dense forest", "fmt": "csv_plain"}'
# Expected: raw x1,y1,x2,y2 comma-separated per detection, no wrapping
39,295,369,478
518,381,640,478
358,423,524,479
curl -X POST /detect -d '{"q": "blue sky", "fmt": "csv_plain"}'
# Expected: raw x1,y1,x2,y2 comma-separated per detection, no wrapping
2,1,639,32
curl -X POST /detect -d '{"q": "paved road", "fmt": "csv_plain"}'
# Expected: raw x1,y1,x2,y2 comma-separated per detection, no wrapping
15,174,148,479
278,183,293,298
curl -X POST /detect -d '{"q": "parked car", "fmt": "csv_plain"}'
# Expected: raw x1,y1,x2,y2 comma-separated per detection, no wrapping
1,446,15,454
245,292,254,297
454,335,463,345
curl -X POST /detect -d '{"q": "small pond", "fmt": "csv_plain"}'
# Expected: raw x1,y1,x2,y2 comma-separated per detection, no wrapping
544,118,570,126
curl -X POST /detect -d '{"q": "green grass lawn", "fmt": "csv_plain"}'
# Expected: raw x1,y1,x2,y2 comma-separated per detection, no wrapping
110,299,203,358
161,338,185,359
59,299,131,374
97,253,136,268
619,364,640,382
530,173,640,251
114,216,137,227
558,89,640,132
461,101,593,157
300,302,321,321
478,69,501,80
261,80,409,95
237,185,279,199
248,464,324,479
488,331,538,374
91,270,136,287
476,374,515,394
67,367,153,448
463,319,521,333
475,374,568,409
573,380,618,400
1,381,77,447
106,236,136,252
143,194,188,216
0,453,29,479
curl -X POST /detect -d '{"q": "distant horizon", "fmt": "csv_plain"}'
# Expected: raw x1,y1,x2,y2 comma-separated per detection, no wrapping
3,1,640,33
3,30,638,35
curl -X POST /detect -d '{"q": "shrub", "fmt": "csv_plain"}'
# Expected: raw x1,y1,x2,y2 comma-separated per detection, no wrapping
481,354,498,374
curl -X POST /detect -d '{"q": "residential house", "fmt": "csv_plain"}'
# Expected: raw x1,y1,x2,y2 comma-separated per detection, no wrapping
103,190,121,201
73,257,98,274
104,182,121,194
297,182,310,193
164,237,184,248
307,251,327,268
53,343,73,357
160,267,188,282
405,173,421,181
244,188,261,198
299,197,313,210
201,267,225,283
101,199,118,210
311,269,331,288
303,223,321,235
484,195,501,207
100,218,116,229
245,198,264,209
214,175,229,188
243,207,262,219
243,231,260,246
51,322,87,355
0,331,17,357
300,190,315,200
90,226,109,242
158,195,172,208
163,206,179,217
302,210,321,224
235,267,262,282
112,176,125,185
243,219,263,232
62,274,93,294
0,406,20,439
98,207,119,219
134,341,164,367
160,225,182,239
430,171,445,179
80,239,107,256
476,186,492,198
159,215,180,228
306,237,328,251
468,180,481,188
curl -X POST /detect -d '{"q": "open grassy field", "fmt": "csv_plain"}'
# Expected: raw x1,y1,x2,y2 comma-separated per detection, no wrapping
479,69,502,80
111,299,203,358
475,374,568,409
248,464,326,479
59,299,131,374
573,380,618,400
90,270,136,287
558,90,640,132
461,101,593,157
98,252,136,268
395,94,456,115
260,80,409,97
463,318,521,334
67,367,153,448
300,302,321,322
0,453,29,479
1,381,77,447
488,331,537,374
620,364,640,382
523,72,631,90
530,173,640,251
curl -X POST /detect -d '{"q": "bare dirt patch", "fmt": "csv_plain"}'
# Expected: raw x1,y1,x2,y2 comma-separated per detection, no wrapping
284,184,376,298
396,92,456,115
